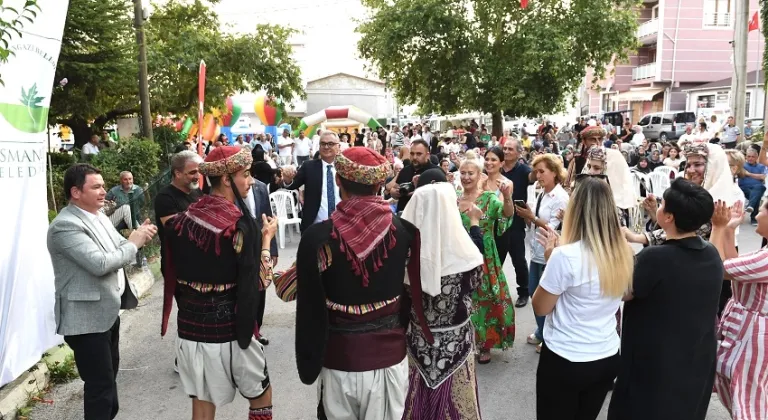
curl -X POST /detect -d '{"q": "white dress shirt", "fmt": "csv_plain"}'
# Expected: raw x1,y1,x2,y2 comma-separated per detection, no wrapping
294,137,311,157
74,205,134,296
82,142,100,155
315,160,342,224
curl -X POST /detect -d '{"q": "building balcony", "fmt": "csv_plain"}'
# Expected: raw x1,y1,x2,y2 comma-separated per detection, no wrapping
632,62,656,81
637,18,658,45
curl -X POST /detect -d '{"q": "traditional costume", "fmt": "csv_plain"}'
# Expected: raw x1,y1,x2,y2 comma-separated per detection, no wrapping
644,143,734,245
294,147,426,420
161,147,274,419
568,126,636,209
400,183,485,419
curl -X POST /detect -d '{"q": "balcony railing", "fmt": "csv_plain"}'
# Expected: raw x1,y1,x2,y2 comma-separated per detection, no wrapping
632,62,656,81
703,12,731,28
636,18,658,39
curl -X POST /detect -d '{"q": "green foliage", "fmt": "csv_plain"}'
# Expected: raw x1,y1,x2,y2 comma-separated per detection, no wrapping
91,138,162,189
51,0,304,139
153,125,183,167
0,1,41,86
47,152,76,212
46,354,79,385
50,0,135,127
357,0,639,126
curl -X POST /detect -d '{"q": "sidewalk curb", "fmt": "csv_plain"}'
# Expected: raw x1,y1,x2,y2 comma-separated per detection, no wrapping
0,265,157,419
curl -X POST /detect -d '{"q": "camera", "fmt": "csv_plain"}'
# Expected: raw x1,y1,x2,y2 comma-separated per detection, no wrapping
398,182,415,196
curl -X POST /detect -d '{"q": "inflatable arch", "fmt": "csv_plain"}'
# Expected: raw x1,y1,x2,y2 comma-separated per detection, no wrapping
296,106,383,137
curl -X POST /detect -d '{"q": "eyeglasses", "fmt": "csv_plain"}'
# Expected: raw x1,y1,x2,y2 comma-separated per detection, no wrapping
320,142,339,148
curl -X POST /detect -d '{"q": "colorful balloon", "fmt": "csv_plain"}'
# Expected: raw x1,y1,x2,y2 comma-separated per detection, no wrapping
179,117,193,137
254,94,284,126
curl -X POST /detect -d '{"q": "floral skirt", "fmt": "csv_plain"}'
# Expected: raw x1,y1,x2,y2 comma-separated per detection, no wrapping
402,355,481,420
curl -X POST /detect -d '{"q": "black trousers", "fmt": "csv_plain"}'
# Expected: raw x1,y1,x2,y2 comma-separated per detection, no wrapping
537,343,620,420
496,228,529,298
64,317,120,420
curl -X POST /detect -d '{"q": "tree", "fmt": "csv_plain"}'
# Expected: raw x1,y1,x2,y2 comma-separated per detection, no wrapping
51,0,304,147
0,0,41,86
357,0,639,136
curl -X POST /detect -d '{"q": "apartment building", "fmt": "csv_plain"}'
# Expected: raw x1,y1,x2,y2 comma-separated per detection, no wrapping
580,0,762,123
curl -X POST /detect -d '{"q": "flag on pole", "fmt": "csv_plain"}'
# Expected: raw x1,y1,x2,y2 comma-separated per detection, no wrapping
197,60,206,157
748,11,759,32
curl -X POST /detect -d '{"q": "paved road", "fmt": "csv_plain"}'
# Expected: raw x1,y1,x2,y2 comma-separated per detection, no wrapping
32,225,753,419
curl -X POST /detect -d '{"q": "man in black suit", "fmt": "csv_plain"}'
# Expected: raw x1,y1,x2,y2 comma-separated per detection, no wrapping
243,178,278,345
280,131,341,233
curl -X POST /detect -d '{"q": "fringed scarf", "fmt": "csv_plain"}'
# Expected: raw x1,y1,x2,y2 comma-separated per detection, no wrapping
330,196,396,287
173,194,242,255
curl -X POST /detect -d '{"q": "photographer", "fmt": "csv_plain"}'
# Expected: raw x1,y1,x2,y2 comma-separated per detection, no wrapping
389,139,436,212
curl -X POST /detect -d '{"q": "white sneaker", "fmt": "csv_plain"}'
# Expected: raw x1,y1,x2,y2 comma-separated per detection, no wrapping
527,333,542,345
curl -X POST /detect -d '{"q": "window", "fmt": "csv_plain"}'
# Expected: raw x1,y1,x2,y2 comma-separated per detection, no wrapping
704,0,732,28
639,116,651,126
746,92,751,117
602,93,617,112
698,95,716,108
651,116,661,124
662,114,673,124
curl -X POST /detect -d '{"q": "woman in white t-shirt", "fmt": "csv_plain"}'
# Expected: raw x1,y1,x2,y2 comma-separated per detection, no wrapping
532,176,634,420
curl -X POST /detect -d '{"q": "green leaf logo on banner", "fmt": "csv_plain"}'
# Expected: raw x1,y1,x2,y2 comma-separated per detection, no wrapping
0,83,49,133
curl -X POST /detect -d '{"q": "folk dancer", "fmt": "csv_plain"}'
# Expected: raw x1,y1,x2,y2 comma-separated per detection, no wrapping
294,147,427,419
161,146,278,420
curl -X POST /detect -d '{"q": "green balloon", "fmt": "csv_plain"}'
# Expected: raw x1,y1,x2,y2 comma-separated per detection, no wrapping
229,102,242,127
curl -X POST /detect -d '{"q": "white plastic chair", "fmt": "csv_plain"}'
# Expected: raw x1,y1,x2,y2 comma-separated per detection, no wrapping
653,165,675,179
269,191,302,249
648,171,671,196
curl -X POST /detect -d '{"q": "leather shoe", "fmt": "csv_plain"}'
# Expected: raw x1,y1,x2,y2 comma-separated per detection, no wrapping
515,296,529,308
258,335,270,346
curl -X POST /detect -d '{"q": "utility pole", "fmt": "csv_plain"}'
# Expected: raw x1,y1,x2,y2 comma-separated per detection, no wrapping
731,0,748,134
133,0,153,140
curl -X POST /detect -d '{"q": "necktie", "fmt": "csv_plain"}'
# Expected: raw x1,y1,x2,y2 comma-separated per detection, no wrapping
326,164,336,215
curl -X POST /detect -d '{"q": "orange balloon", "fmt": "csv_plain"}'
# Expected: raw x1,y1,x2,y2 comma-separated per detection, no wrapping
202,114,217,141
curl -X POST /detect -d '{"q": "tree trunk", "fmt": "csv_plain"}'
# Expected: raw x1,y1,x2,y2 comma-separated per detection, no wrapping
491,111,503,139
66,117,95,149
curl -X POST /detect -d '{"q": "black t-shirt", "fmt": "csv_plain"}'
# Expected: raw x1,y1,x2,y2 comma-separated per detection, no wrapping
155,184,202,255
394,162,437,212
355,133,365,147
612,237,722,418
464,133,477,149
500,160,532,231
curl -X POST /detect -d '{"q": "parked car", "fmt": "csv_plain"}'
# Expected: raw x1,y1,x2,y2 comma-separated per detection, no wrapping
637,111,697,141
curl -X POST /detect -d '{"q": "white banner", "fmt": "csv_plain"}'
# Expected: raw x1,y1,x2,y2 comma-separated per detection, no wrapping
0,0,70,387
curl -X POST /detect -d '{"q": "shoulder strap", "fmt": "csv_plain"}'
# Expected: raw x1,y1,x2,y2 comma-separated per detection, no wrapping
535,192,545,218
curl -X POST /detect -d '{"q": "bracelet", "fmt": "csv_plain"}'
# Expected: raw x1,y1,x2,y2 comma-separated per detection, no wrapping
261,249,271,254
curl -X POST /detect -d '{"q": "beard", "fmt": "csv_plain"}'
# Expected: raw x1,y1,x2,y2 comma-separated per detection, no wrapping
188,181,200,190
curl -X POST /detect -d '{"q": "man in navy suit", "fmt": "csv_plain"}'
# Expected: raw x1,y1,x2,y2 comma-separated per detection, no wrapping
280,131,341,233
243,178,278,345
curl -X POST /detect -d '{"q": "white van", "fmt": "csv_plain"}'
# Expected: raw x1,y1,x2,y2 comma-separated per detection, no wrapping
637,111,697,141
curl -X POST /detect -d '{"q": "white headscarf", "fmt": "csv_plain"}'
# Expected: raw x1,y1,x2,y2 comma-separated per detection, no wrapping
692,143,736,205
582,147,637,209
400,183,483,297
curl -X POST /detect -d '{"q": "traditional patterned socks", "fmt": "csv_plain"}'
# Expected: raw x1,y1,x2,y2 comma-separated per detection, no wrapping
249,406,273,420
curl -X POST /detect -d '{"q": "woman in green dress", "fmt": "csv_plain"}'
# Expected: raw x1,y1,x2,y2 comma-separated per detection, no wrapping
458,149,516,364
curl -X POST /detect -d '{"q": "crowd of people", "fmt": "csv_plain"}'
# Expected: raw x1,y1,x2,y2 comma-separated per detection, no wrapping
46,116,768,420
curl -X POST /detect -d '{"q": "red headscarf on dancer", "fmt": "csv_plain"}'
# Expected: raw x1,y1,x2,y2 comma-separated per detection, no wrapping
330,147,394,286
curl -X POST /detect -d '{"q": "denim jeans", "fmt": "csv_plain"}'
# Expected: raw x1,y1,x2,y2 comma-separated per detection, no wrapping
529,261,547,342
740,183,766,221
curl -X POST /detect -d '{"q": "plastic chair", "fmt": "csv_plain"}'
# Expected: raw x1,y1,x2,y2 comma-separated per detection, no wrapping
269,191,302,249
653,165,675,179
648,171,671,196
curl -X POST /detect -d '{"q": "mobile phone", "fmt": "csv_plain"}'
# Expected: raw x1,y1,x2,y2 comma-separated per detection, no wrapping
514,200,527,207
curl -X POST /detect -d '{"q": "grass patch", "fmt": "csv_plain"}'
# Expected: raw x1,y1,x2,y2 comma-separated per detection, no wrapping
46,354,78,385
